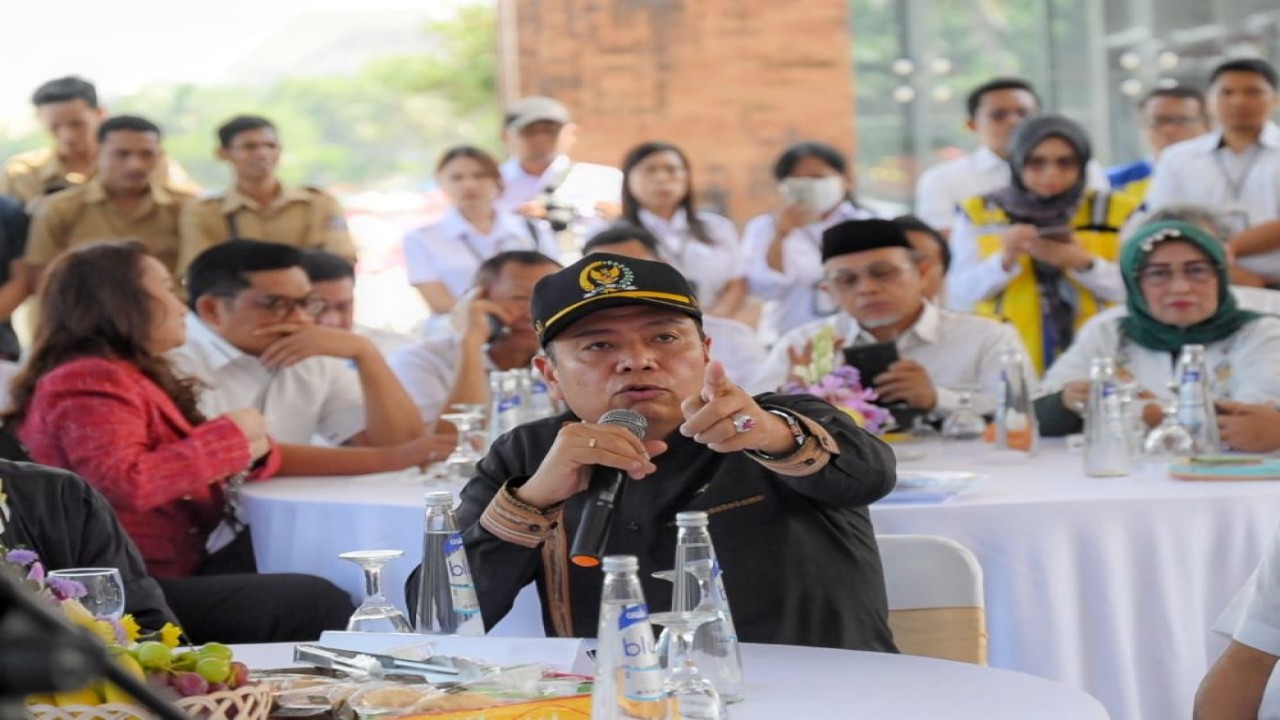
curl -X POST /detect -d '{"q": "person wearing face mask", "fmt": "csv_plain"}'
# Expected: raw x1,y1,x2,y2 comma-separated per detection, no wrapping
618,141,747,318
947,115,1139,374
743,142,876,345
1034,221,1280,437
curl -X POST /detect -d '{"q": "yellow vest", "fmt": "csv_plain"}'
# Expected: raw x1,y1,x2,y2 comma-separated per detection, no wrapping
959,189,1138,374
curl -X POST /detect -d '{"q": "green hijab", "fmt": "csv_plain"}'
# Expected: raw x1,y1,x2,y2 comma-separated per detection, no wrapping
1120,220,1262,352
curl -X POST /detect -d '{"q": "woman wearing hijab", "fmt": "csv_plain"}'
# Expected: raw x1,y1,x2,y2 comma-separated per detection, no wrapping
1035,221,1280,437
947,115,1140,373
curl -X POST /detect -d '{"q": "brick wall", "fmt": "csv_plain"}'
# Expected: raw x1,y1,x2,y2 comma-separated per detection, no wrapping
497,0,857,226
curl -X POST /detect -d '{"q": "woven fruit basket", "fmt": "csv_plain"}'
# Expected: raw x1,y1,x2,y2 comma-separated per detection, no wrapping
26,683,273,720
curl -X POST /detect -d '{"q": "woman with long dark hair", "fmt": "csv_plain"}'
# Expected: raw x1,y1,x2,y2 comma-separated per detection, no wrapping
404,145,559,321
619,141,746,317
5,240,352,642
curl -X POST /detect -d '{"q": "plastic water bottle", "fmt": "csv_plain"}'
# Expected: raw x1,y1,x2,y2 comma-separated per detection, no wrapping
527,368,559,420
415,491,484,636
487,371,523,445
1174,344,1220,454
1084,357,1130,477
672,512,744,703
592,555,669,720
995,344,1038,454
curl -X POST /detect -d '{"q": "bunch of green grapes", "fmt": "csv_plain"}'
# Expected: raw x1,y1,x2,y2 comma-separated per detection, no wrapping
129,641,252,698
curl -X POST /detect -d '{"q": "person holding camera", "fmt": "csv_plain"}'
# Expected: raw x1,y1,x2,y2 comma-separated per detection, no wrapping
742,142,877,345
946,115,1138,374
388,251,561,424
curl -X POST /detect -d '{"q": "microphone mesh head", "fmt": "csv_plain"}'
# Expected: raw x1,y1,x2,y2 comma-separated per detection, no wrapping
598,408,647,440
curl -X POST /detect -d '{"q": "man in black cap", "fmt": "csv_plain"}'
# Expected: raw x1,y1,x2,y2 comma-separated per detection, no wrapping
428,252,898,651
751,219,1031,422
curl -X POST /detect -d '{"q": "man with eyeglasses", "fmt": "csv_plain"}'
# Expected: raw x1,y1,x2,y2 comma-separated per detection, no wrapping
751,219,1031,423
1107,87,1209,202
171,239,453,476
914,77,1109,235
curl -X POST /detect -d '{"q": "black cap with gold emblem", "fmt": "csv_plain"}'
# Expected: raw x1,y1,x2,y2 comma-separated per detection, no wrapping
532,253,702,347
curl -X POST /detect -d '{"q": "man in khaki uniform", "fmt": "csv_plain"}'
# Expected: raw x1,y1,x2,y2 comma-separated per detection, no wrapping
178,115,355,274
27,115,192,280
0,76,197,206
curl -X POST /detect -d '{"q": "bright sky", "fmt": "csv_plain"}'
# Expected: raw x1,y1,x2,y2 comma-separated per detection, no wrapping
0,0,473,125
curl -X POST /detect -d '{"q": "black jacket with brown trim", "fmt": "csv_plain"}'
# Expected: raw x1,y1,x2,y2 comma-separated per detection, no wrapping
429,392,898,652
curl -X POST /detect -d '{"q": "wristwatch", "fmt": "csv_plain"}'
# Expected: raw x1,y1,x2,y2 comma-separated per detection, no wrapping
750,408,809,460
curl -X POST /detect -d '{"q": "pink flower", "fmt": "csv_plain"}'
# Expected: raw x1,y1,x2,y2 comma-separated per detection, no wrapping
25,561,45,583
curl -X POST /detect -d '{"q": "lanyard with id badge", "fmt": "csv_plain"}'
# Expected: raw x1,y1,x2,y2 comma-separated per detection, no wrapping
1214,145,1263,236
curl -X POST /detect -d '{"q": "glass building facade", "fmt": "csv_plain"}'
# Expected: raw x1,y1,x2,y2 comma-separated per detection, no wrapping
852,0,1280,208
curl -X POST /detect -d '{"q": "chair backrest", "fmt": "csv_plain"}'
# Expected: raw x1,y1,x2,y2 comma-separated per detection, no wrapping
877,534,987,665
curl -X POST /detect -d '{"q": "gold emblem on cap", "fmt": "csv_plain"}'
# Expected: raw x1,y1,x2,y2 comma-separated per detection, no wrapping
579,260,637,298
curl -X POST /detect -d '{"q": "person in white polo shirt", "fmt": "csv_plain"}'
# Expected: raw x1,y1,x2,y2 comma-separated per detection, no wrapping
914,77,1109,235
751,219,1032,423
388,251,561,424
1146,58,1280,284
172,239,454,475
496,95,623,239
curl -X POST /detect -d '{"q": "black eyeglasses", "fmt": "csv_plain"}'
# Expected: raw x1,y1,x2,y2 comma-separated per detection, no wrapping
1137,261,1218,287
825,262,912,292
242,292,328,320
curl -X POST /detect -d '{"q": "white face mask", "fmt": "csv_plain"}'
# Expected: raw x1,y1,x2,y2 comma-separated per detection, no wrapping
779,176,847,214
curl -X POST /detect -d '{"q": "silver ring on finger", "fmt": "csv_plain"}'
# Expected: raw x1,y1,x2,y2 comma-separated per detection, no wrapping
732,413,757,434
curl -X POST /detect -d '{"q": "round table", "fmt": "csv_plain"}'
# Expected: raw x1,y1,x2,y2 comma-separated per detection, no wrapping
232,641,1108,719
240,439,1280,720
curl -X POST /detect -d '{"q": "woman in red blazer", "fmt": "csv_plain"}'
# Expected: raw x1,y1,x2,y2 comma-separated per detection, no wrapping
4,240,351,642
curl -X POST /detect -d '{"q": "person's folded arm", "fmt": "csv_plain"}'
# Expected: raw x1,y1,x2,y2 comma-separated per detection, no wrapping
1070,258,1126,302
946,215,1021,311
1194,640,1279,720
37,370,252,512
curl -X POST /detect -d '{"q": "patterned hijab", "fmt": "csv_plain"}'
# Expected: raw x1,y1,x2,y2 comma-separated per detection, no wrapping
1120,221,1262,352
986,114,1092,228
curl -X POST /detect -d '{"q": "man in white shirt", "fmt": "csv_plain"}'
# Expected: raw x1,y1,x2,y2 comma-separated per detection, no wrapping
299,249,417,357
173,239,452,475
496,95,623,237
751,219,1032,420
1146,58,1280,282
579,224,766,388
1200,521,1280,719
914,77,1109,234
388,251,562,424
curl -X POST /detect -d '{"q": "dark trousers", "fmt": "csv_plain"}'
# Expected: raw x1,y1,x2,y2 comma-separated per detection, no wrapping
157,531,354,644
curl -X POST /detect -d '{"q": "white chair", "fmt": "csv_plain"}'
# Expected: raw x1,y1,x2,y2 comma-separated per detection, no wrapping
877,534,987,665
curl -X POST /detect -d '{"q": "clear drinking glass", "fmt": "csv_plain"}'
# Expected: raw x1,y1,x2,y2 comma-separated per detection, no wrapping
1142,401,1196,465
339,550,413,633
48,568,125,620
648,610,726,720
447,404,489,458
941,386,986,441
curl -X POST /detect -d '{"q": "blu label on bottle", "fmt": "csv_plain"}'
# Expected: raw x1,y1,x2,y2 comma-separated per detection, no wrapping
618,603,663,701
444,533,480,616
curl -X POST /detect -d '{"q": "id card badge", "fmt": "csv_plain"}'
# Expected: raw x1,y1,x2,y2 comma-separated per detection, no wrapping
812,282,838,316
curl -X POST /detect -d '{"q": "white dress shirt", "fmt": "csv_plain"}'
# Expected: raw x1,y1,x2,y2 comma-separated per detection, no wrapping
702,316,766,389
742,200,876,345
355,323,418,358
1145,122,1280,277
497,154,623,224
1213,521,1280,720
1039,310,1280,404
914,145,1110,231
945,212,1126,313
169,314,367,446
387,335,497,423
749,302,1034,417
637,208,744,307
402,207,559,297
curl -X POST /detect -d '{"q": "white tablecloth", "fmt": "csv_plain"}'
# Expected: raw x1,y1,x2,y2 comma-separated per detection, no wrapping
240,440,1280,720
233,640,1108,719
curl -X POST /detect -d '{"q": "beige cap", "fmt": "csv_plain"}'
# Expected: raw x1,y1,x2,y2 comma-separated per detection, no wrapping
504,96,571,130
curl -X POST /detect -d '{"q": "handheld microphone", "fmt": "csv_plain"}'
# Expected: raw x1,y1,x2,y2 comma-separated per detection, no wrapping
569,408,648,568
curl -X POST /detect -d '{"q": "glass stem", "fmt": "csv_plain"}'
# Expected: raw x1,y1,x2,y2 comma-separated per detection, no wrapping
363,565,385,601
672,628,696,672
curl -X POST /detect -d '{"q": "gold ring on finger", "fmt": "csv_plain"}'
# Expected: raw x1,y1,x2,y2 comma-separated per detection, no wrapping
588,437,598,449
